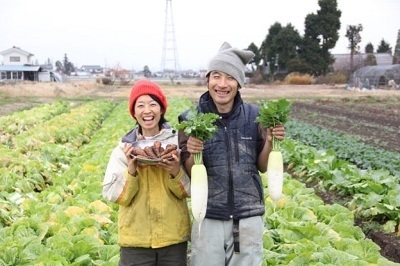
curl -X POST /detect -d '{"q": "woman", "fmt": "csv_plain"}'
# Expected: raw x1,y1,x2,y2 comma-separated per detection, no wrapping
103,79,191,266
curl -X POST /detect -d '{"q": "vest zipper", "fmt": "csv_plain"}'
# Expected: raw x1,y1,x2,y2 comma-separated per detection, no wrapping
225,125,234,219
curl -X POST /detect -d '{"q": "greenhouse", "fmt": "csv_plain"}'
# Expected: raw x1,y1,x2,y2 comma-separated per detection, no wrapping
348,64,400,89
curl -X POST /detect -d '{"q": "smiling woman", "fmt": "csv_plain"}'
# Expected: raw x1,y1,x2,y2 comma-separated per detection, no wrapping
102,79,192,266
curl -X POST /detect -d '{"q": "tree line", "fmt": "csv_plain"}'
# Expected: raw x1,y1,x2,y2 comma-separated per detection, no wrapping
53,0,399,81
247,0,398,80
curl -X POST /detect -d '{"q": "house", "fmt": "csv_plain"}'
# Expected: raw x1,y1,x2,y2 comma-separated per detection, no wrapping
0,65,41,81
0,46,60,82
80,65,103,75
0,46,34,65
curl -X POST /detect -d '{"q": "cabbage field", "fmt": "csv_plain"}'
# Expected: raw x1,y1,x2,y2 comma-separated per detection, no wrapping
0,83,399,265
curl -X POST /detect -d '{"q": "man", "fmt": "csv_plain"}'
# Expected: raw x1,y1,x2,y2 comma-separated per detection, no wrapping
178,42,285,265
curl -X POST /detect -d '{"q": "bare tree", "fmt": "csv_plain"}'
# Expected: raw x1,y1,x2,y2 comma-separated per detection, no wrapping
345,24,363,72
105,63,132,85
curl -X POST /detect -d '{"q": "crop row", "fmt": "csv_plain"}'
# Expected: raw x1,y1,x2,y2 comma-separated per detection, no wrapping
0,100,70,142
286,120,400,177
0,99,397,265
262,173,393,265
281,135,400,233
0,101,125,265
0,100,116,200
285,119,400,228
0,99,191,265
289,100,400,154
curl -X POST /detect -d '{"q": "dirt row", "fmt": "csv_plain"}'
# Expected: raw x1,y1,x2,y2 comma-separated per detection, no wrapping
290,99,400,153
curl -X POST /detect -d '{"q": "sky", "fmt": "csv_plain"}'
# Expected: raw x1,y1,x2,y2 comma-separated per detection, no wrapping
0,0,399,72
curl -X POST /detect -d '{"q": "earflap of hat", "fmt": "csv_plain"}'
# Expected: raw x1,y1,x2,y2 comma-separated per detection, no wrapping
220,42,254,66
218,42,233,51
210,42,254,71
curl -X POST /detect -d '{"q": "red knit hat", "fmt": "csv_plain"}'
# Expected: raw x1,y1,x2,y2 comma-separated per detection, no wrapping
129,79,168,118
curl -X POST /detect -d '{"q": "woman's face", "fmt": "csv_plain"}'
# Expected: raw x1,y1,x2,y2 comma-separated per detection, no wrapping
134,95,162,136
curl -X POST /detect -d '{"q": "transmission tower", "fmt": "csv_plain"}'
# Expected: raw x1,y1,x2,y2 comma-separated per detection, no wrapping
161,0,179,77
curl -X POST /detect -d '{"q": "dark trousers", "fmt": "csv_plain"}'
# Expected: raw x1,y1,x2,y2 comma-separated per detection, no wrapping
119,242,188,266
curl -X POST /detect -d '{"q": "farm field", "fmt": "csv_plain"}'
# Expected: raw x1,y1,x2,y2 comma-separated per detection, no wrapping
0,81,399,264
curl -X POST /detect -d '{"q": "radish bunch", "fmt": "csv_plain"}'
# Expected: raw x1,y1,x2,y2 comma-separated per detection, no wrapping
255,98,291,202
176,107,220,235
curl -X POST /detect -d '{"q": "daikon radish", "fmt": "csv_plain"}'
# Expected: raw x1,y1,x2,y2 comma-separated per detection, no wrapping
255,98,291,203
175,107,220,236
267,150,284,201
190,152,208,235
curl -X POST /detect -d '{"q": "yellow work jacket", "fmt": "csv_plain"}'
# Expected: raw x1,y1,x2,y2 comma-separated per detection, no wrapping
116,164,190,248
103,128,191,248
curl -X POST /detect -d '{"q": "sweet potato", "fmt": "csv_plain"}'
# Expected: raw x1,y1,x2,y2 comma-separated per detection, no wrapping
161,149,178,159
160,144,177,156
144,146,157,158
132,142,176,160
152,141,162,157
131,147,148,157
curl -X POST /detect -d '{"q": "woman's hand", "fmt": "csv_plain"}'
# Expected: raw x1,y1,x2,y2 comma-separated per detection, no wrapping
123,143,137,175
158,152,181,177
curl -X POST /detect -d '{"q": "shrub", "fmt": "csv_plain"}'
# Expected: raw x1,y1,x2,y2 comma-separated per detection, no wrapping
102,78,114,85
119,79,131,86
315,73,348,85
249,71,265,84
284,73,312,85
195,80,206,87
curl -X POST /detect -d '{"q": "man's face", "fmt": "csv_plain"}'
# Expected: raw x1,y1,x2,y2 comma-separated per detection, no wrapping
207,71,239,113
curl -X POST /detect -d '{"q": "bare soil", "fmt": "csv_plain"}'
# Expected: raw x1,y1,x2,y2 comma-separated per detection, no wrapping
1,81,400,262
290,99,400,153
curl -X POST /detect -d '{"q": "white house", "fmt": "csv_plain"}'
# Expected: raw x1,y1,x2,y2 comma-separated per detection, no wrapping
0,46,60,82
0,46,34,65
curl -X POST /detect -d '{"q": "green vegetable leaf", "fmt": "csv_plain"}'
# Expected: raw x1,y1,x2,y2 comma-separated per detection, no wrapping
175,107,220,141
255,98,292,128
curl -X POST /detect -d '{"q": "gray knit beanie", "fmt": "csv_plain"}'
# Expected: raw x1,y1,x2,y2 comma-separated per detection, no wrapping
206,42,254,88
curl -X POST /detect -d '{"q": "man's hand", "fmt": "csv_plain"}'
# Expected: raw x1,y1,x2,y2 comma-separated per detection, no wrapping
267,124,285,142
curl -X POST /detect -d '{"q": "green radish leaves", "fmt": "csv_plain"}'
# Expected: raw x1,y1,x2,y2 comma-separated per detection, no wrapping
256,98,292,151
255,98,292,128
176,107,220,141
